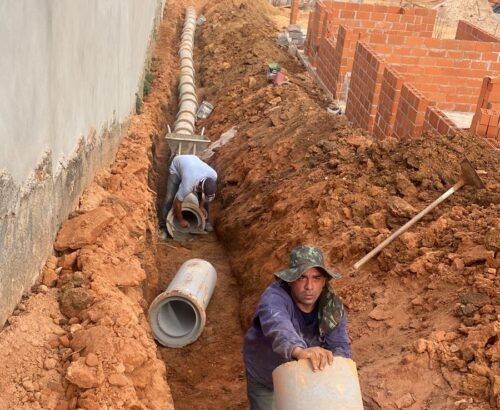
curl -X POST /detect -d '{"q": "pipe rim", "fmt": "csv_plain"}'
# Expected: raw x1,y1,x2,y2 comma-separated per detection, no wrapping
148,293,206,348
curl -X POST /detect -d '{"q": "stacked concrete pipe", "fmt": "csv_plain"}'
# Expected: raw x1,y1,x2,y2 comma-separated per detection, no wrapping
148,259,217,348
165,7,210,155
174,7,197,137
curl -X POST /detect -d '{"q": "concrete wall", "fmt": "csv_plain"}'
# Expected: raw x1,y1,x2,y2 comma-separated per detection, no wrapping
0,0,165,328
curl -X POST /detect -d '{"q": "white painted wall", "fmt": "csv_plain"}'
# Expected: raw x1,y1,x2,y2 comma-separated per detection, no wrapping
0,0,165,328
0,0,164,182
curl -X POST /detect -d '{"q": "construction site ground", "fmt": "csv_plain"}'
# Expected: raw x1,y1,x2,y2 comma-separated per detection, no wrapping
0,0,499,409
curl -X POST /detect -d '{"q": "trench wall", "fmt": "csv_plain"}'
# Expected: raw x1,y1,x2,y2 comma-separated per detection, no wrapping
0,0,165,328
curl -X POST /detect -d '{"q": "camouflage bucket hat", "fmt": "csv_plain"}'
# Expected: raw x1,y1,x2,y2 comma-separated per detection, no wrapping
274,245,341,282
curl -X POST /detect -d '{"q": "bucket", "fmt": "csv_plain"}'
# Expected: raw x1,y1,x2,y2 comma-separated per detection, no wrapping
196,101,214,119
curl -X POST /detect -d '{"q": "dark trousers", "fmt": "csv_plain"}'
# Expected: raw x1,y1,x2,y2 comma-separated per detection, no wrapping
246,373,275,410
160,173,181,228
160,174,209,228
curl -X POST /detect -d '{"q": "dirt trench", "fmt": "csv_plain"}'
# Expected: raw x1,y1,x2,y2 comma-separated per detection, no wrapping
0,0,499,409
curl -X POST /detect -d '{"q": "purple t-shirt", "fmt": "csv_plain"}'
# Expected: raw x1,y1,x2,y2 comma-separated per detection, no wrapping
243,281,352,388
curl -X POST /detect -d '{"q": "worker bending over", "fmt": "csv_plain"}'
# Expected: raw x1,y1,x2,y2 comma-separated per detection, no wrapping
161,154,217,233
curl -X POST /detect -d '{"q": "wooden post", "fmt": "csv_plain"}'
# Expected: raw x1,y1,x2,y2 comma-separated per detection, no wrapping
290,0,299,25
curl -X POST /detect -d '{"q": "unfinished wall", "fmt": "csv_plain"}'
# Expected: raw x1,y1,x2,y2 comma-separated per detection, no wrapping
344,42,386,132
305,0,436,67
304,1,500,143
319,22,436,100
0,0,165,328
345,38,500,138
455,20,500,43
470,76,500,144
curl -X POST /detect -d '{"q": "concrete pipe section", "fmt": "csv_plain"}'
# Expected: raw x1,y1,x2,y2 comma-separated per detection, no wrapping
165,7,211,155
148,258,217,348
174,7,197,136
165,193,206,240
272,357,363,409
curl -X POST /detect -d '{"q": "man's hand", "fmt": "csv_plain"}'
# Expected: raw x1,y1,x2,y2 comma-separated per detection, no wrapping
179,219,190,228
291,346,333,372
200,206,208,218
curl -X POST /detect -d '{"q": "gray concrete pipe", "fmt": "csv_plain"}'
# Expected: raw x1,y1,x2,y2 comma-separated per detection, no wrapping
272,358,363,409
165,193,206,237
148,258,217,348
173,7,198,136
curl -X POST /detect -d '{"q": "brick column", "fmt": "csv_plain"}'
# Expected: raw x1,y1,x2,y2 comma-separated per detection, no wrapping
290,0,299,25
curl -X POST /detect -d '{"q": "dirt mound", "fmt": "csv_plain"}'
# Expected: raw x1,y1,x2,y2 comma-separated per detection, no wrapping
194,0,500,408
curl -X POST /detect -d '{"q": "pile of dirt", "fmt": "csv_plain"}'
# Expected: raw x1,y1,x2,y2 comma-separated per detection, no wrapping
193,0,500,408
433,0,500,38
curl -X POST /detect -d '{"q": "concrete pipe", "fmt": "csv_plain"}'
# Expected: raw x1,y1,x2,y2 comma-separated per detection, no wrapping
170,6,198,141
174,124,196,136
179,82,196,97
179,48,193,60
272,357,363,410
180,66,195,79
180,58,194,70
175,111,197,127
148,258,217,348
179,100,198,116
165,192,205,238
179,75,195,87
181,93,198,107
180,56,194,68
174,123,196,136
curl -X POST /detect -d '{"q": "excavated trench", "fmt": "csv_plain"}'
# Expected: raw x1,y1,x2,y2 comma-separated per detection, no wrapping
0,1,498,409
146,1,500,410
146,1,500,409
146,4,247,410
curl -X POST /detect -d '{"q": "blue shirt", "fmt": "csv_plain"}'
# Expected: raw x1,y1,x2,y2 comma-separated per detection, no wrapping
243,281,352,388
169,155,217,201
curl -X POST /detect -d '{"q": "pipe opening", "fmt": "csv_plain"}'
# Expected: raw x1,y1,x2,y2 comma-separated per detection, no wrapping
158,297,199,338
173,209,202,232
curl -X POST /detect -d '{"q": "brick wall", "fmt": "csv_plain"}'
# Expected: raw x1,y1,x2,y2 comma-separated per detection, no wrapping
470,77,500,142
423,106,460,137
316,36,337,98
392,83,429,139
373,67,404,139
321,6,435,43
345,42,386,132
322,25,437,99
455,20,500,42
305,0,436,67
346,38,500,138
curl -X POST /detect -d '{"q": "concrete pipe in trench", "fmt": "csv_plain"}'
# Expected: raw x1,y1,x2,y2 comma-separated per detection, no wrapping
173,7,198,136
272,357,363,410
148,258,217,348
165,193,205,239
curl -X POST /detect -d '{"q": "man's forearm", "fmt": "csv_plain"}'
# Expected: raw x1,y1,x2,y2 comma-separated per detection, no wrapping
174,198,184,222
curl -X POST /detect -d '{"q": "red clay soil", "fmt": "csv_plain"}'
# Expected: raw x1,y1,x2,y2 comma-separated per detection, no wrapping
0,0,498,410
196,0,500,409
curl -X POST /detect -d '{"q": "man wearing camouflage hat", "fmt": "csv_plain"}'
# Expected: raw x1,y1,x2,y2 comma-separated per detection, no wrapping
243,245,352,410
